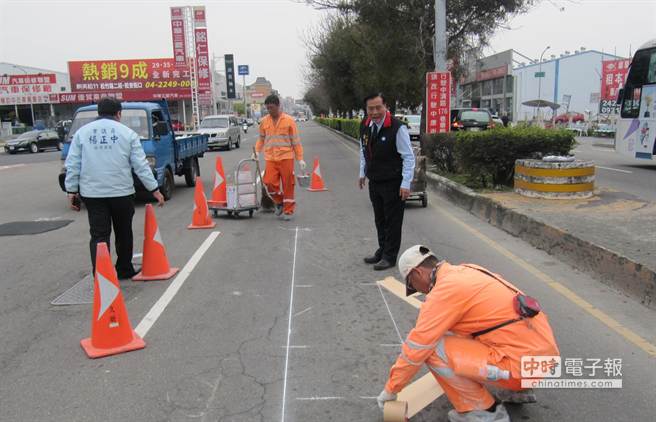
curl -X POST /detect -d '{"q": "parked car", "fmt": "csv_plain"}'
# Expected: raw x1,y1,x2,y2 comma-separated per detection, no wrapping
450,108,494,131
405,114,421,141
4,129,62,154
171,119,185,132
197,115,241,150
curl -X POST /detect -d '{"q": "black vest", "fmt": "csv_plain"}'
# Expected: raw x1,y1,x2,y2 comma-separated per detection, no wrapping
360,114,403,182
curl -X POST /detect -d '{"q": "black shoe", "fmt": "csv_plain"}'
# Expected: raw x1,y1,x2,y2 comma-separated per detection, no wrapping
364,255,381,264
373,259,394,271
117,268,139,280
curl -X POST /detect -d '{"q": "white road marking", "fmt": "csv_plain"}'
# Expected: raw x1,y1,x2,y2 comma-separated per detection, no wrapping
0,164,26,171
281,226,300,422
377,282,404,343
380,343,402,347
360,396,378,400
134,231,220,337
296,396,343,401
293,306,312,318
295,284,313,288
281,345,309,349
596,166,633,174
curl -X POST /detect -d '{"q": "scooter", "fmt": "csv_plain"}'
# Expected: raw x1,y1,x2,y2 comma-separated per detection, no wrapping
242,123,248,133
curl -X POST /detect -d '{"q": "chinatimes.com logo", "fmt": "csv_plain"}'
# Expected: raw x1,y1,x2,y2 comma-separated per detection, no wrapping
520,356,623,389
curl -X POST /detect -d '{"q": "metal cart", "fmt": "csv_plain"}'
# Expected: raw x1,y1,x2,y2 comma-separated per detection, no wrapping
407,146,428,207
208,158,261,218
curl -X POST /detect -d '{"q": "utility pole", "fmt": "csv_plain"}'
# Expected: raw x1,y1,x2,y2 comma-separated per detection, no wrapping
434,0,447,71
536,45,551,123
243,74,247,118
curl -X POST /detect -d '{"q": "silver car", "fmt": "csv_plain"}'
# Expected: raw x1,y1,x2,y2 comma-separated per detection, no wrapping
197,115,241,150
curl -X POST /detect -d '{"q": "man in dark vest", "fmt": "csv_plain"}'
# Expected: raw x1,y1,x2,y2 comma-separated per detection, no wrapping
359,93,416,270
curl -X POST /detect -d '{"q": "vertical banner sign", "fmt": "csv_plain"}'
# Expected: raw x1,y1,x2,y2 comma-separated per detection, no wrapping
193,6,206,26
170,7,186,67
600,58,630,114
225,54,236,99
194,28,212,105
425,71,451,134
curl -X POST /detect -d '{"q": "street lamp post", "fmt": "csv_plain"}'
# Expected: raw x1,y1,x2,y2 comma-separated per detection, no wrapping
536,46,550,124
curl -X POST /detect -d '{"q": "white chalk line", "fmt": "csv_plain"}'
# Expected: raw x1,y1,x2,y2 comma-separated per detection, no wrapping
281,345,309,349
281,226,300,422
377,282,404,343
295,284,313,288
134,231,220,338
380,343,402,347
0,164,26,171
293,306,312,318
296,396,343,401
596,166,632,174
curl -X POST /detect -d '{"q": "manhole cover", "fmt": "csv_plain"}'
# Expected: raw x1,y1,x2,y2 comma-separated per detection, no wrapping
51,274,94,306
0,220,73,236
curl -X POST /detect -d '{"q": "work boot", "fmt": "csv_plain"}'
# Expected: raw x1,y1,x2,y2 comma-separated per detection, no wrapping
373,259,394,271
281,213,294,221
495,388,537,404
447,403,510,422
363,254,381,264
274,203,283,216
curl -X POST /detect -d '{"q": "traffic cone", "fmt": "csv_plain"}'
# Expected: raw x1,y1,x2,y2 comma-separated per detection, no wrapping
188,176,216,229
80,242,145,358
133,204,179,281
307,156,328,191
207,155,227,207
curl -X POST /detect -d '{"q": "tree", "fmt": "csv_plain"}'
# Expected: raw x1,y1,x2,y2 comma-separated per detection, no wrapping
303,0,537,115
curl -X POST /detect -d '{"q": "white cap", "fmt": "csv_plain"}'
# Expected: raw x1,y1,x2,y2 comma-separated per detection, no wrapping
398,245,439,295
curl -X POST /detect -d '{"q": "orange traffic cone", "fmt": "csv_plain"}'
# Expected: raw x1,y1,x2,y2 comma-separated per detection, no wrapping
188,176,216,229
307,156,328,192
207,155,227,207
133,204,179,281
81,242,145,358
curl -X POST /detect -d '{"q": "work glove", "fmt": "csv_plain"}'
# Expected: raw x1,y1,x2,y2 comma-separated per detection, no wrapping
376,389,397,410
298,159,307,171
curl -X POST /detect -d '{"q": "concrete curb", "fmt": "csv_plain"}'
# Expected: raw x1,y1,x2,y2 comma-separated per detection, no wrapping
319,122,656,309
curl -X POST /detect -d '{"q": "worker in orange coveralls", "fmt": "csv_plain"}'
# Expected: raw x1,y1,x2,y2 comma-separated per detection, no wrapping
377,245,560,422
254,94,305,221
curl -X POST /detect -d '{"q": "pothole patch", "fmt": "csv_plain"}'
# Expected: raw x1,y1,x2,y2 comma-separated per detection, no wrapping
0,220,73,236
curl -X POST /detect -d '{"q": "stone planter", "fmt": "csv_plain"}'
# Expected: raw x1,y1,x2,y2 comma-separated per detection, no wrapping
514,159,595,199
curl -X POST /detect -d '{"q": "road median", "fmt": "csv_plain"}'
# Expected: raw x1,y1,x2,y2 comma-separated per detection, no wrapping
321,122,656,309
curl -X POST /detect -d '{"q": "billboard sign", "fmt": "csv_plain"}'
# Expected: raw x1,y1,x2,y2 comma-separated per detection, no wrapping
193,6,206,26
600,58,630,114
425,71,451,134
0,73,59,105
238,65,249,76
68,58,191,101
225,54,236,99
170,7,187,67
194,28,212,105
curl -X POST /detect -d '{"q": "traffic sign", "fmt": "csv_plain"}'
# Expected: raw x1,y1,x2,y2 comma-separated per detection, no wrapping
534,71,545,78
238,65,249,76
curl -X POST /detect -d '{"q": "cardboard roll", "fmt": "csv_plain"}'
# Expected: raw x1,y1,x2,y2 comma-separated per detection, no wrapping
383,400,408,422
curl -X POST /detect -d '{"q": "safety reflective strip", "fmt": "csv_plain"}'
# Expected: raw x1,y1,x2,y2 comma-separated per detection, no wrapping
428,364,455,378
436,337,448,362
283,199,295,203
400,350,424,366
264,141,295,148
264,134,296,140
404,338,437,350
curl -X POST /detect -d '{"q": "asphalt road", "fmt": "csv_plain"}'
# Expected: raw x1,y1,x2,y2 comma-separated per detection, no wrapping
573,136,656,202
1,122,655,421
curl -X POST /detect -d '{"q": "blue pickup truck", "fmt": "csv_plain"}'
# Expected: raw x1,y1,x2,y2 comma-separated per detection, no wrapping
58,100,208,200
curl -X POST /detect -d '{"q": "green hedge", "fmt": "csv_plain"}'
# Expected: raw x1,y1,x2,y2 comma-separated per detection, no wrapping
422,127,576,188
315,117,361,139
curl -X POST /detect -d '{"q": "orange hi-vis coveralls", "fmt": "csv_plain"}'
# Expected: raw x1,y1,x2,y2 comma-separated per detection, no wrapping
385,263,559,413
255,113,303,215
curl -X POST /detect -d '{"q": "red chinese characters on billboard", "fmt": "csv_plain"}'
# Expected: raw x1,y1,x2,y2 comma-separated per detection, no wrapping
0,73,59,105
600,58,630,114
194,28,212,105
426,71,451,134
68,59,191,101
170,7,187,67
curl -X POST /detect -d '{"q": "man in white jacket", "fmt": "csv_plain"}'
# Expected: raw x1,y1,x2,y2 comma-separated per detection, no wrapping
65,97,164,278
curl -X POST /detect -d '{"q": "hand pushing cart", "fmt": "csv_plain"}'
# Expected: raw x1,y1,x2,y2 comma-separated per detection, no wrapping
208,158,262,218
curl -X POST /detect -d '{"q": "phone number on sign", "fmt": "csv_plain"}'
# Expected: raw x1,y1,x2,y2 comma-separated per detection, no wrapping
144,80,191,89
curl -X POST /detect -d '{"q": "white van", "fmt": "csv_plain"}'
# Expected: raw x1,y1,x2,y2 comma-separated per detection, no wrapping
197,115,241,150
